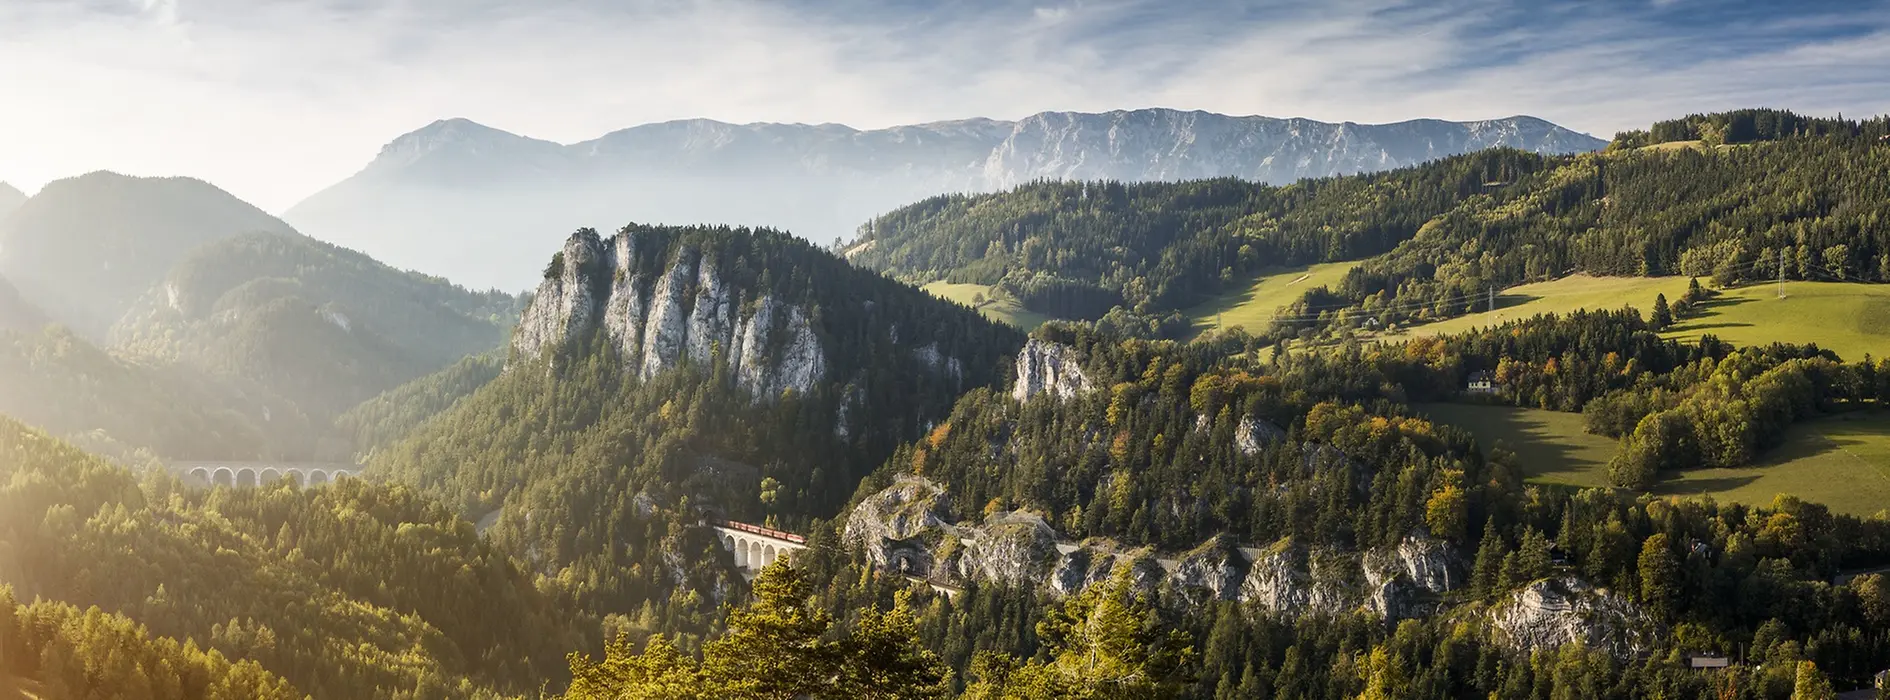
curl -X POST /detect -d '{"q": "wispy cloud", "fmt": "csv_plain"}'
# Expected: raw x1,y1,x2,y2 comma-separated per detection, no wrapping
1,0,1886,211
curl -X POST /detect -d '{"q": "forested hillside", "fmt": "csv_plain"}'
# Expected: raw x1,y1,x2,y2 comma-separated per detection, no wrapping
0,278,44,333
0,324,319,462
0,415,586,698
853,149,1549,321
334,353,504,458
373,224,1021,633
1,589,301,699
0,172,297,338
855,109,1890,343
549,319,1890,698
112,232,517,421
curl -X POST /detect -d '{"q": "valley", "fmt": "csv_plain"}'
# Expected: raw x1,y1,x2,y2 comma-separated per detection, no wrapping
4,107,1890,699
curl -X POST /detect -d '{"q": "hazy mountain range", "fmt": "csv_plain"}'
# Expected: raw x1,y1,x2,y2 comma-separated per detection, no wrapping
0,172,515,460
0,172,298,338
286,109,1608,291
0,182,24,218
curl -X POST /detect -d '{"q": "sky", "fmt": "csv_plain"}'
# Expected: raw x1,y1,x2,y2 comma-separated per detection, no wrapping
2,0,1888,212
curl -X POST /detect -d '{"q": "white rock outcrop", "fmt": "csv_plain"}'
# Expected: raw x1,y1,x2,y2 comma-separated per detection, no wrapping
843,475,955,573
1490,577,1650,659
1011,337,1093,402
954,512,1061,586
1239,541,1359,616
843,477,1464,620
1362,534,1463,618
511,231,826,400
1235,417,1286,455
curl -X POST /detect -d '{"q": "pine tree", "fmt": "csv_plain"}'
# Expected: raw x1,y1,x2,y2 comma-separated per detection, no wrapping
1637,534,1679,618
1471,520,1507,598
1650,294,1673,330
1792,660,1835,700
1497,551,1523,592
1519,527,1553,581
700,564,840,699
838,591,949,700
1199,603,1244,695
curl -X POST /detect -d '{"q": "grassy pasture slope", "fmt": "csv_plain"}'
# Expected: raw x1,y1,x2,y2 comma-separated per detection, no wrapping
1419,402,1890,516
1387,275,1890,363
1655,411,1890,517
1382,275,1690,341
1416,403,1617,489
1662,280,1890,363
921,281,1054,331
1185,261,1361,336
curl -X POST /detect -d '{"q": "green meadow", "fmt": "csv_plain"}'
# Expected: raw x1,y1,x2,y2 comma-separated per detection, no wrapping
1389,274,1890,363
1417,402,1890,517
920,281,1054,331
1185,261,1362,337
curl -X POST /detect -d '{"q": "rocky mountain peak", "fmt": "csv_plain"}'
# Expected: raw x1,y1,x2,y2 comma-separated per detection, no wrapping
368,118,571,180
513,228,829,399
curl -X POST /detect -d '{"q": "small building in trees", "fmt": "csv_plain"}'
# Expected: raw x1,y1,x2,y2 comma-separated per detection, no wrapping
1685,654,1731,670
1466,370,1499,395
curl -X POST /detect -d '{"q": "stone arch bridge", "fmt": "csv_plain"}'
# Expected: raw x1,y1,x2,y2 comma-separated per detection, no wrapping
168,461,364,489
711,520,806,576
709,521,963,598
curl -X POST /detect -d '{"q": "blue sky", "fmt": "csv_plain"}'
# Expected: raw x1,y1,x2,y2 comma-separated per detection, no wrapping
2,0,1887,210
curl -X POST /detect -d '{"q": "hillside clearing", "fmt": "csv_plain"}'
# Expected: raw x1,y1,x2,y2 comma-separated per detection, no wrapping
1654,411,1890,517
1186,261,1361,337
1386,275,1890,363
1419,402,1890,516
921,281,1054,330
1662,280,1890,363
1381,275,1691,341
1415,403,1617,488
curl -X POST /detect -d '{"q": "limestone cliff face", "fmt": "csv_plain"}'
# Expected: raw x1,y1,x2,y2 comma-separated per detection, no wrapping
843,475,960,578
1237,542,1360,615
1011,337,1093,402
1362,535,1464,619
845,476,1464,618
1489,577,1651,659
512,230,826,400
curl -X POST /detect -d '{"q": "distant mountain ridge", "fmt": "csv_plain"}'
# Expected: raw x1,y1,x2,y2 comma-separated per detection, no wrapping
0,275,46,332
0,172,516,459
0,182,24,219
0,171,297,338
287,109,1607,290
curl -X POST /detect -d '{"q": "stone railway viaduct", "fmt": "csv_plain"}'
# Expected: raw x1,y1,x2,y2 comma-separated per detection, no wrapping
168,461,365,488
711,520,806,576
